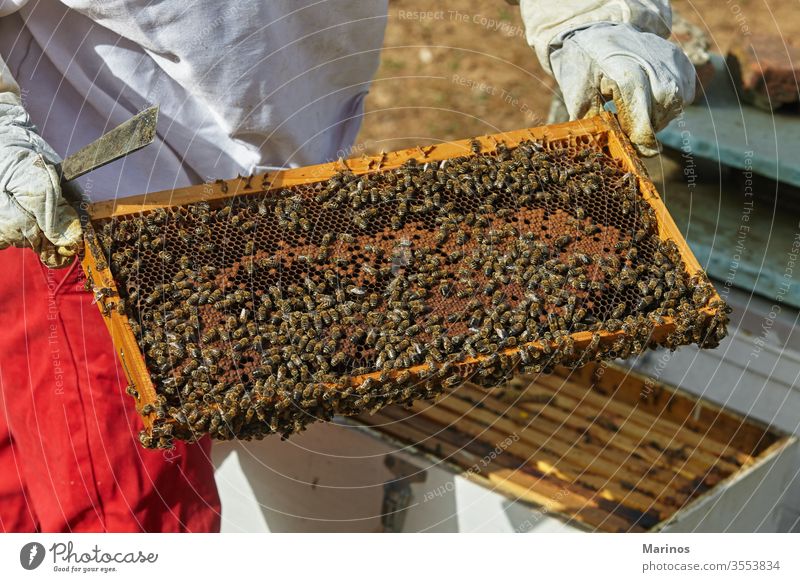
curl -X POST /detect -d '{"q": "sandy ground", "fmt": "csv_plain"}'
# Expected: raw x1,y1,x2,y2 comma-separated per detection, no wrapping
357,0,800,152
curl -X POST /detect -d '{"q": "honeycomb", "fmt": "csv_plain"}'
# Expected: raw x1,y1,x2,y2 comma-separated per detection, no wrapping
90,132,728,449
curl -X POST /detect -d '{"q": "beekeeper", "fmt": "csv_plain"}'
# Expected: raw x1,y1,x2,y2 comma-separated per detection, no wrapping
0,0,693,532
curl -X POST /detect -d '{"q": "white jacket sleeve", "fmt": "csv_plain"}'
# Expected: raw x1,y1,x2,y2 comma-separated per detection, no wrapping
510,0,672,74
0,0,29,18
0,1,28,96
0,53,21,103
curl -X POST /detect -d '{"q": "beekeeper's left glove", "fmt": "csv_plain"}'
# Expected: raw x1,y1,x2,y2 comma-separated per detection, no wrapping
0,56,81,268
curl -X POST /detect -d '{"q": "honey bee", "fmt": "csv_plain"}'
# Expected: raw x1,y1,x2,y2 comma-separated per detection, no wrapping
443,375,462,388
554,235,571,249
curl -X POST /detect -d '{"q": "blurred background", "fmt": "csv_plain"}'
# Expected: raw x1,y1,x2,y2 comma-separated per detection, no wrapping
357,0,797,151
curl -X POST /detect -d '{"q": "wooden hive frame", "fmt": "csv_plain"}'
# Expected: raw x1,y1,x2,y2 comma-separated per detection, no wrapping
350,361,794,532
80,112,723,433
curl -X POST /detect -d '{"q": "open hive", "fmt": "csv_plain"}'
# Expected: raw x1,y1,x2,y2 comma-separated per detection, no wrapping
81,113,729,449
352,362,792,532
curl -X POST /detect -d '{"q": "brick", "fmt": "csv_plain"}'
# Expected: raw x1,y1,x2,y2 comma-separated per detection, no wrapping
727,34,800,111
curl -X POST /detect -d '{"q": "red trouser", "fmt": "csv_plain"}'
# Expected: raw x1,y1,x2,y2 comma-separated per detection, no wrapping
0,248,220,532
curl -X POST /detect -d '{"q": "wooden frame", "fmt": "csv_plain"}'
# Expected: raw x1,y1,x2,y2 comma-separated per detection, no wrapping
80,112,723,430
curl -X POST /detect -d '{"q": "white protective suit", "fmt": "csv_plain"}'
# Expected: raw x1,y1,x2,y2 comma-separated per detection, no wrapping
0,0,693,530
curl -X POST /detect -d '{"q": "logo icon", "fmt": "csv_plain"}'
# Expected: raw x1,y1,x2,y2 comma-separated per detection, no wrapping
20,542,46,570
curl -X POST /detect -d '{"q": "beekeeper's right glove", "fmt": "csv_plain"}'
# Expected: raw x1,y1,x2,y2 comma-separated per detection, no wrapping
0,55,81,268
547,22,695,157
513,0,695,157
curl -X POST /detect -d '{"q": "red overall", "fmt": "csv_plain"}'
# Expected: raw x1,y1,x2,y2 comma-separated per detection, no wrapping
0,247,221,532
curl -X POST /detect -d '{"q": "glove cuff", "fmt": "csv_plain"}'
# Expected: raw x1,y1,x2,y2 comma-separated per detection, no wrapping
0,100,30,127
0,101,62,163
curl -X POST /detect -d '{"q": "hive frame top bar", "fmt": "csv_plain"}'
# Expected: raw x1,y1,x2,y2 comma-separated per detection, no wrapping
88,113,703,283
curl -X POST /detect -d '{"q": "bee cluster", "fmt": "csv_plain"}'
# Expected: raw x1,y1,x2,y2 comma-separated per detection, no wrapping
97,136,728,449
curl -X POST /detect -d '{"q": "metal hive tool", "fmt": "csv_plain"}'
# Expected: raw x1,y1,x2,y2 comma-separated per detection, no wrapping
80,113,729,449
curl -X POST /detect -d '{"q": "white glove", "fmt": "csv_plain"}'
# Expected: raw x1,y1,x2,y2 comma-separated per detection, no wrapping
550,23,694,156
515,0,694,156
0,57,81,268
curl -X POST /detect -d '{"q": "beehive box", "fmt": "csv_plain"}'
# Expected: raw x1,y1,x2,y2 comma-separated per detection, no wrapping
80,113,728,448
351,362,796,532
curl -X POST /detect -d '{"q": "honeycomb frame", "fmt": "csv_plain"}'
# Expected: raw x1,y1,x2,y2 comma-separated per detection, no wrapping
80,113,726,445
